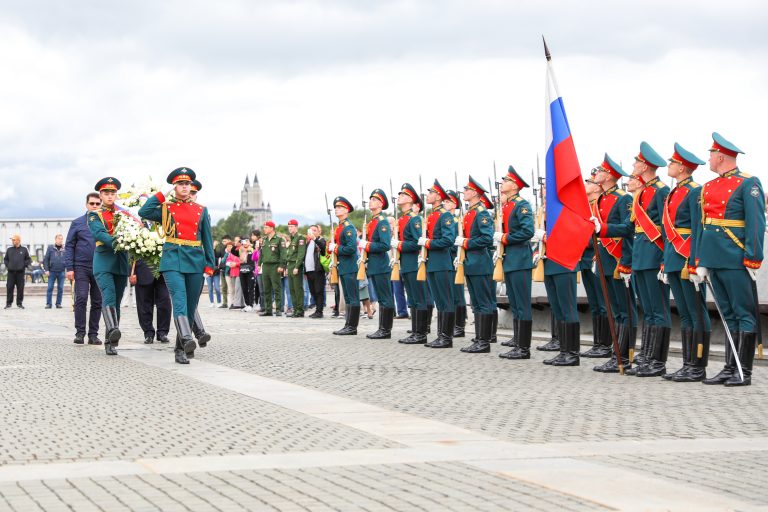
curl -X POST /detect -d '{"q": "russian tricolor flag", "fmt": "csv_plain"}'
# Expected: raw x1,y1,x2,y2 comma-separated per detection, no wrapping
543,40,593,270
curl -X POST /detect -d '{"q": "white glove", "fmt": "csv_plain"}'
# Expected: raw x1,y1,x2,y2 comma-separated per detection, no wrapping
492,250,500,264
454,236,466,247
453,256,459,269
328,242,337,252
417,236,428,246
389,258,396,268
620,272,632,286
689,272,703,289
532,254,541,267
390,239,399,249
417,255,427,266
493,232,503,244
747,267,758,281
357,239,367,250
357,257,365,266
657,270,668,285
592,261,597,274
696,266,708,281
590,216,601,234
530,229,546,244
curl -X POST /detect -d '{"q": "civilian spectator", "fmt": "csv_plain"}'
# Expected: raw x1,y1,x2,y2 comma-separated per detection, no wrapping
239,239,255,311
207,239,222,307
43,234,66,308
305,225,327,318
218,235,231,308
4,234,31,309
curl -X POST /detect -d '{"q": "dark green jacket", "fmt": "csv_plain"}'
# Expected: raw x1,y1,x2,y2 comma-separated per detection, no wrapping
88,207,129,276
364,213,391,276
334,219,358,276
425,206,457,272
261,234,287,266
462,202,493,276
500,195,534,272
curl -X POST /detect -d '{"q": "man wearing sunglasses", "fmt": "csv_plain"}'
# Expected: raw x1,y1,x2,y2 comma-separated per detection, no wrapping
64,193,104,345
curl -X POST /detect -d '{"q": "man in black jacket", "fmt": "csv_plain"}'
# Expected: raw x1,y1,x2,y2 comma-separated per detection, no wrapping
305,225,327,318
4,234,31,309
130,259,171,344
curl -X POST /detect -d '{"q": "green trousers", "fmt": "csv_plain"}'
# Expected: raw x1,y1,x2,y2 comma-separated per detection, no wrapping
262,263,282,313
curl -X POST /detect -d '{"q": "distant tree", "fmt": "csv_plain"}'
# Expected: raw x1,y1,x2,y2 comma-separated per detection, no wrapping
212,210,254,241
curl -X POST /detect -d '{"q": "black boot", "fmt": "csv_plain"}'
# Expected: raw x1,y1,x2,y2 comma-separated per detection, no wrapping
675,330,710,382
625,324,650,376
176,316,197,359
499,319,531,359
367,307,394,339
594,322,633,373
637,326,671,377
102,306,120,355
580,315,602,357
400,309,428,344
461,313,491,353
501,317,518,347
334,306,360,335
537,316,560,351
74,333,85,345
426,305,434,334
427,311,454,348
192,310,212,347
453,306,466,337
407,307,415,333
551,322,580,366
489,310,498,343
664,327,691,380
703,330,737,385
174,329,190,365
724,332,755,387
88,335,103,345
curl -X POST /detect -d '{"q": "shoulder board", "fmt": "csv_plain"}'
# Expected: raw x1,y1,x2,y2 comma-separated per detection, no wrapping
655,181,666,189
689,182,700,189
477,206,485,212
739,172,752,178
615,189,627,196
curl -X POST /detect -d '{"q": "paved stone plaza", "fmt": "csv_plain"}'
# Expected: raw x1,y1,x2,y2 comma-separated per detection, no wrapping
1,295,767,511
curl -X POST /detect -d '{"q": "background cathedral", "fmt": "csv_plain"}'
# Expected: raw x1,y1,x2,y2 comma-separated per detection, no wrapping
237,173,272,228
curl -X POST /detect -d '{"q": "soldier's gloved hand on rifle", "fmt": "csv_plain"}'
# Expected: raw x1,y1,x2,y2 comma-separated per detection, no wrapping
689,272,703,287
454,236,466,247
453,256,459,270
657,270,668,285
417,255,427,266
532,254,541,266
746,267,758,281
696,266,709,281
492,250,500,264
530,229,546,243
492,232,503,244
417,237,428,246
357,239,367,250
328,242,337,252
356,257,364,266
390,239,399,249
591,260,597,274
590,216,601,234
620,272,632,286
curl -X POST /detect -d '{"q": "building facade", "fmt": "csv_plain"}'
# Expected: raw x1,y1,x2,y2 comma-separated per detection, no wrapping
0,218,72,262
239,173,272,228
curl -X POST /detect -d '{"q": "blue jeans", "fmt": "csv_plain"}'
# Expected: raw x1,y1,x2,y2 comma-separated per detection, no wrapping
282,276,291,310
392,279,408,316
46,271,66,306
207,273,221,303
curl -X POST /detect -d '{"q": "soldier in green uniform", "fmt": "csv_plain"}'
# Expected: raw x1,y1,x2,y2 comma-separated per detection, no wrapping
626,142,671,377
259,220,286,317
419,180,458,348
659,144,711,382
189,180,212,347
330,196,360,335
88,177,130,355
362,189,395,339
139,168,215,364
579,170,610,358
591,155,637,373
443,190,468,338
456,176,495,353
394,184,428,344
691,133,765,387
495,166,538,359
286,219,307,317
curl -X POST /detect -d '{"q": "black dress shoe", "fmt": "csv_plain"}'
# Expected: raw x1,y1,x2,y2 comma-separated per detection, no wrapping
4,305,11,309
104,343,118,355
157,334,170,343
56,305,62,309
17,304,24,309
175,349,190,364
45,305,52,309
275,311,282,317
259,311,273,316
74,333,85,344
144,336,154,344
88,335,103,345
499,347,530,359
218,304,228,309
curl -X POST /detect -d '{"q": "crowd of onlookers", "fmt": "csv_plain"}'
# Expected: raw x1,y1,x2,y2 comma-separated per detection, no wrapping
207,226,411,319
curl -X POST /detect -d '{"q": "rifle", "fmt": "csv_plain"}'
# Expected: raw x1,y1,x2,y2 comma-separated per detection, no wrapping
492,162,504,282
416,175,428,281
324,193,339,284
532,154,545,282
454,171,466,285
390,179,401,281
357,185,368,280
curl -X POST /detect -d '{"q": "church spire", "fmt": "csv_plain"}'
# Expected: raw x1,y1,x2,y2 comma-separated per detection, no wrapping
244,175,250,187
253,172,259,184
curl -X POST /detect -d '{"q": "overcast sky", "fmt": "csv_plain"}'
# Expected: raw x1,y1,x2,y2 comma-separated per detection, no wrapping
1,0,766,223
